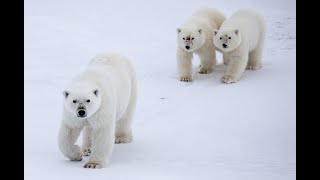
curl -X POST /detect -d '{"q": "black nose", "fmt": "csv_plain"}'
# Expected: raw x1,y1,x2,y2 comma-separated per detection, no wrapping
77,110,86,117
185,46,190,49
222,44,227,48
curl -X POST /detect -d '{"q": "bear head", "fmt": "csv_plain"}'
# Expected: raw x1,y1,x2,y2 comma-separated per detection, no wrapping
213,28,241,53
63,86,101,119
176,27,206,52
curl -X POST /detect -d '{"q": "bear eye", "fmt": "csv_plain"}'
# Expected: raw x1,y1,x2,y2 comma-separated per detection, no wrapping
86,99,90,103
192,38,194,40
73,100,77,103
183,38,185,40
220,37,222,40
229,37,231,39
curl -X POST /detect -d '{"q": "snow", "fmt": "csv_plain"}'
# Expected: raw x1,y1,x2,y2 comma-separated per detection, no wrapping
24,0,296,179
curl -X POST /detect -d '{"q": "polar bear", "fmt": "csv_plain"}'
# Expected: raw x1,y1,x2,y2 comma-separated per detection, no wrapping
212,9,265,83
176,8,226,82
58,53,137,168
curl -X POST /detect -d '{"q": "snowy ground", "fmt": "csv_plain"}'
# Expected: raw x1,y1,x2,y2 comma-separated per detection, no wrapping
24,0,296,179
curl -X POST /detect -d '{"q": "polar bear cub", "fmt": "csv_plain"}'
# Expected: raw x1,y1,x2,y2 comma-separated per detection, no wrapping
58,53,137,168
176,8,226,82
213,9,266,83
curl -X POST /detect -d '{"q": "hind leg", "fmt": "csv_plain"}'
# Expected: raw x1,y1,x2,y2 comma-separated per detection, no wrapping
198,45,216,74
247,41,263,70
115,120,133,144
115,83,137,144
115,107,135,144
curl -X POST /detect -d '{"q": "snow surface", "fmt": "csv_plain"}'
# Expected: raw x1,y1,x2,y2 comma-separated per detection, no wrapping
24,0,296,179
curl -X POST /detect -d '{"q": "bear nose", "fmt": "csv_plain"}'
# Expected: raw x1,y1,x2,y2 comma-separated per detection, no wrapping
77,109,86,117
222,44,228,48
185,46,190,50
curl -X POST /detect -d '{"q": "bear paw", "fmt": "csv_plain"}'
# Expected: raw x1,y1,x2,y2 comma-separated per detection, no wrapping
82,147,91,156
180,76,192,82
221,74,238,84
69,146,83,161
115,135,132,144
83,162,102,169
246,64,262,70
199,67,209,74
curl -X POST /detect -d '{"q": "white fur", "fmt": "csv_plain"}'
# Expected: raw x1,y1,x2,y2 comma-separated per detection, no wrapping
176,8,226,82
213,9,266,83
58,53,137,168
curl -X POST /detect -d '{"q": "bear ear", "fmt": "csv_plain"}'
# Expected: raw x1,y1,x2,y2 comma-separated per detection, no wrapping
198,29,202,34
177,28,182,34
63,91,69,99
234,29,240,35
213,29,218,36
93,89,99,96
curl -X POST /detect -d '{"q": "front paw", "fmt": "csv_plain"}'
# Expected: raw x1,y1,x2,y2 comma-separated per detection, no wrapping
84,162,103,169
180,76,192,82
199,67,209,74
82,147,91,156
221,74,238,84
69,146,83,161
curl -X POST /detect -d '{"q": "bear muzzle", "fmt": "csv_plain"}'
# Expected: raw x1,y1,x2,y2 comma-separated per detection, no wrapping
77,107,87,118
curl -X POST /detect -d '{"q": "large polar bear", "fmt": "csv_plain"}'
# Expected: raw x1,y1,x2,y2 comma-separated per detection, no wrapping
213,9,265,83
58,53,137,168
176,8,226,82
